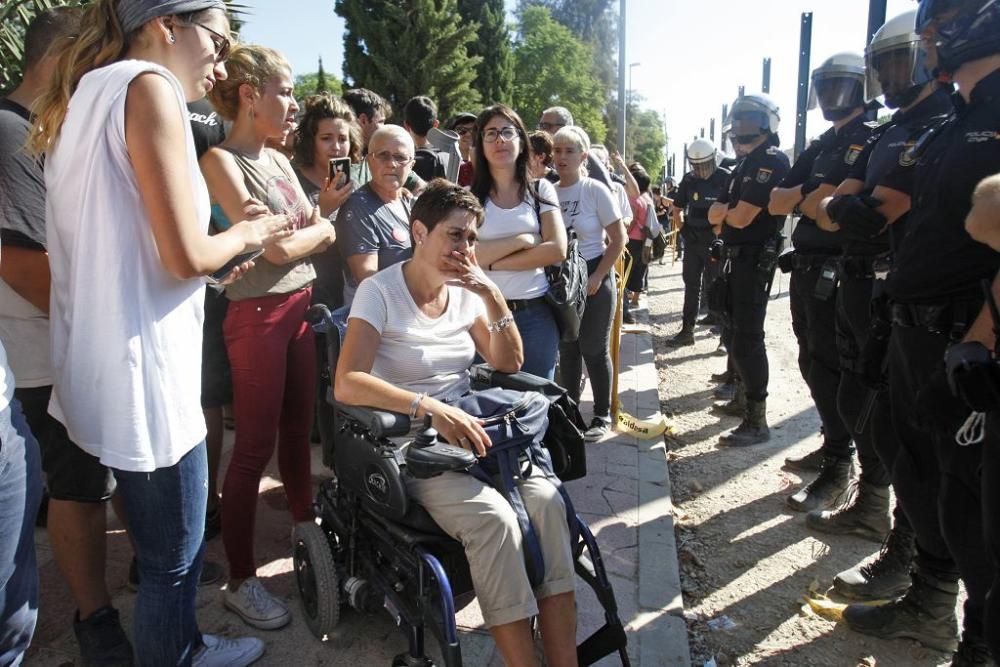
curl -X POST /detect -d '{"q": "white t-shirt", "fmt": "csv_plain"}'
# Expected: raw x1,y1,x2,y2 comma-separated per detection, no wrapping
480,179,559,300
611,181,633,226
45,61,208,472
556,177,622,261
0,280,49,388
349,261,486,400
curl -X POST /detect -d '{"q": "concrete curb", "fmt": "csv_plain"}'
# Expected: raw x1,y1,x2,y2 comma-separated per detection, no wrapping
619,325,692,667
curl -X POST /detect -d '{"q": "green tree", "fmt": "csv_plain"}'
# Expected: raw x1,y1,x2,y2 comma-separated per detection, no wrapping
605,93,666,182
335,0,481,121
512,6,605,142
294,67,342,102
457,0,513,107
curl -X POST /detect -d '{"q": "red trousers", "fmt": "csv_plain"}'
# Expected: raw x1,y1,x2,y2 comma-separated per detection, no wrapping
221,287,316,579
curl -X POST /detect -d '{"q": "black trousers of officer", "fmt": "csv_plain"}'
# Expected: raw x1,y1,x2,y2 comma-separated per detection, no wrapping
834,274,893,485
888,321,994,637
680,226,717,329
789,264,853,459
983,413,1000,661
721,249,770,402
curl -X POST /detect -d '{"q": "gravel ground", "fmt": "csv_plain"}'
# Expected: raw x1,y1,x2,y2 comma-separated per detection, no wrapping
644,258,958,667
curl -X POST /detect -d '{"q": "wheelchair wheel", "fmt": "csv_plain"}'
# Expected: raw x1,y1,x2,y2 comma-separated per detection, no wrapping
293,521,340,639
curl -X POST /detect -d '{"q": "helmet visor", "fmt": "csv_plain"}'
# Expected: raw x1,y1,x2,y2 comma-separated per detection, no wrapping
723,110,769,136
865,41,932,105
807,75,865,112
691,159,716,179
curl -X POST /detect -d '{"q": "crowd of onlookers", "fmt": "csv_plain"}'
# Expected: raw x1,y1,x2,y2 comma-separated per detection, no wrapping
0,2,662,665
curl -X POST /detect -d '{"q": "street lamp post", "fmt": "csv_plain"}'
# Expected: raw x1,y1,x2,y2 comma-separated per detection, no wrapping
627,61,640,159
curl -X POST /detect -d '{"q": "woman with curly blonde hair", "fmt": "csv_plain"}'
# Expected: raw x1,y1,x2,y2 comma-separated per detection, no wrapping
200,43,335,631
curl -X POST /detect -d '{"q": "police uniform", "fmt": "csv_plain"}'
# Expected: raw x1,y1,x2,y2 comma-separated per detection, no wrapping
831,88,954,500
880,69,1000,644
718,139,790,404
784,114,874,470
672,167,730,329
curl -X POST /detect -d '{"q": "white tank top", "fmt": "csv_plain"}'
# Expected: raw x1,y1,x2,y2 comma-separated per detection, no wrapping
45,60,209,472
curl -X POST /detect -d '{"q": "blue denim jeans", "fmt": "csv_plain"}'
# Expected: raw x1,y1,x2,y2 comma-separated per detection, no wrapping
512,302,559,381
113,442,208,666
0,398,42,667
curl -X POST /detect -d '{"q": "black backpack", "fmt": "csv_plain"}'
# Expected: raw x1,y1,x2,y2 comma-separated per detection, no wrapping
413,146,449,182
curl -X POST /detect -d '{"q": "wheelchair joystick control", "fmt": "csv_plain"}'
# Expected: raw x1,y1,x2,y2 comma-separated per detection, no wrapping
413,415,438,449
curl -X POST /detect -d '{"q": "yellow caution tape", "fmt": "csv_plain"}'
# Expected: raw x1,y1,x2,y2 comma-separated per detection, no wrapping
614,410,674,439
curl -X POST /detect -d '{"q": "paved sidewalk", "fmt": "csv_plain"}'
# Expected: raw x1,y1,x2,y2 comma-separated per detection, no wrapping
26,299,689,666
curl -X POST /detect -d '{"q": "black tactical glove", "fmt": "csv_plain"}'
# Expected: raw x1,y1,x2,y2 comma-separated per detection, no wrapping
827,194,887,240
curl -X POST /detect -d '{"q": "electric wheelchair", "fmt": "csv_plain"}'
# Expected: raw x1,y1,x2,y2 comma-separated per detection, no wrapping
293,304,630,666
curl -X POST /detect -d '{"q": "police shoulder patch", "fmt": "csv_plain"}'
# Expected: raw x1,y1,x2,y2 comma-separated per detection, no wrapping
755,168,773,184
845,144,864,166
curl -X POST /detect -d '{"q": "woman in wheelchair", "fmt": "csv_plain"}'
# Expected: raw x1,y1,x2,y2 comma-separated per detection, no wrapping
335,180,579,666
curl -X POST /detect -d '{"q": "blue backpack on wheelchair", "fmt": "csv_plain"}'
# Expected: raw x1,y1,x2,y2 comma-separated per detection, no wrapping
294,304,630,666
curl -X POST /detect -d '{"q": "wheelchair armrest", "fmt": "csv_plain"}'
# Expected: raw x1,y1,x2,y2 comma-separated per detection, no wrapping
404,441,476,479
470,364,567,400
333,400,412,438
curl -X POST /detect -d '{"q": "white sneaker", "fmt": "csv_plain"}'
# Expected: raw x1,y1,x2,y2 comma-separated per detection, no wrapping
193,634,264,667
223,577,291,630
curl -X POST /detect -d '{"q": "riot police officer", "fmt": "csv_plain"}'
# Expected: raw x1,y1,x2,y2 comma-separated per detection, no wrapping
768,52,875,511
811,9,954,605
707,94,790,447
840,1,1000,659
668,139,730,346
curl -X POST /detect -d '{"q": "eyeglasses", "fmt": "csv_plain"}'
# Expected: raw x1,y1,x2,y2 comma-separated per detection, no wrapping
483,127,518,143
186,22,231,62
536,121,565,133
372,150,413,166
454,126,474,136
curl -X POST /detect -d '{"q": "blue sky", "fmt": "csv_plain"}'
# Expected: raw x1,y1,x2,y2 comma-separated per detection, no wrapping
240,0,915,174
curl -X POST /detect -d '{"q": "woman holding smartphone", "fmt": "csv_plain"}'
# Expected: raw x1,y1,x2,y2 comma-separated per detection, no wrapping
32,1,289,663
470,105,567,380
200,43,334,631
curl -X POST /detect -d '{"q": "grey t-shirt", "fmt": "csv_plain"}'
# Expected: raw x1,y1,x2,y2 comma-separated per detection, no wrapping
0,100,45,251
334,183,413,303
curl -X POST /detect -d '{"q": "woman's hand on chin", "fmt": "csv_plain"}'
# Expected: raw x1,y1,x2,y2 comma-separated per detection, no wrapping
422,398,490,457
443,248,499,298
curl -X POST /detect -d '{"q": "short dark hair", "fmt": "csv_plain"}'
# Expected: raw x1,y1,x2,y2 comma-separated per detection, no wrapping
528,130,553,165
629,162,651,194
23,7,82,71
403,95,437,136
410,179,485,236
343,88,390,121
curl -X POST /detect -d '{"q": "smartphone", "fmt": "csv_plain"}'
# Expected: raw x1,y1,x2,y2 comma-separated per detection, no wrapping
207,248,265,284
328,157,351,184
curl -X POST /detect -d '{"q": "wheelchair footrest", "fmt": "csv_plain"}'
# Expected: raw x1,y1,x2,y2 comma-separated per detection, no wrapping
577,622,630,667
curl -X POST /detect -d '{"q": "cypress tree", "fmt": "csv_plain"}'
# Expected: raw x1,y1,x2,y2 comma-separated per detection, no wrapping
457,0,514,107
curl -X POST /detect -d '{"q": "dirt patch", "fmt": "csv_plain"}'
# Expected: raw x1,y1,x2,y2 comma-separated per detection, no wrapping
644,259,954,667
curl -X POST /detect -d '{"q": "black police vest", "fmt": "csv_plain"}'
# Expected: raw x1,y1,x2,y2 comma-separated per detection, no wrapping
685,171,727,227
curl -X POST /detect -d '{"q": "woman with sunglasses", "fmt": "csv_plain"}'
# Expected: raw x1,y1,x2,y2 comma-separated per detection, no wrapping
201,44,336,631
32,1,290,664
470,105,567,380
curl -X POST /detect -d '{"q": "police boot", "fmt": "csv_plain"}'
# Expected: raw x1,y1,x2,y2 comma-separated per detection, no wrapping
842,567,959,653
710,368,733,383
718,398,770,447
713,381,736,401
950,633,994,666
805,481,891,542
666,327,695,347
786,455,853,512
711,379,745,416
833,520,915,601
783,445,825,472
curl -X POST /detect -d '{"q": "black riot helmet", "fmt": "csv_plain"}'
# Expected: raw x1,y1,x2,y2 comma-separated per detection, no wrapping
865,10,936,109
808,52,867,121
916,0,1000,74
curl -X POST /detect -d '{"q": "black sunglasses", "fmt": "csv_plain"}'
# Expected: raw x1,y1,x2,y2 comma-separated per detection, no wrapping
187,22,231,62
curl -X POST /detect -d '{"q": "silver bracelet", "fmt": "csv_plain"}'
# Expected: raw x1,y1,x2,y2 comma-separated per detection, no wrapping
487,313,515,333
408,392,426,419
